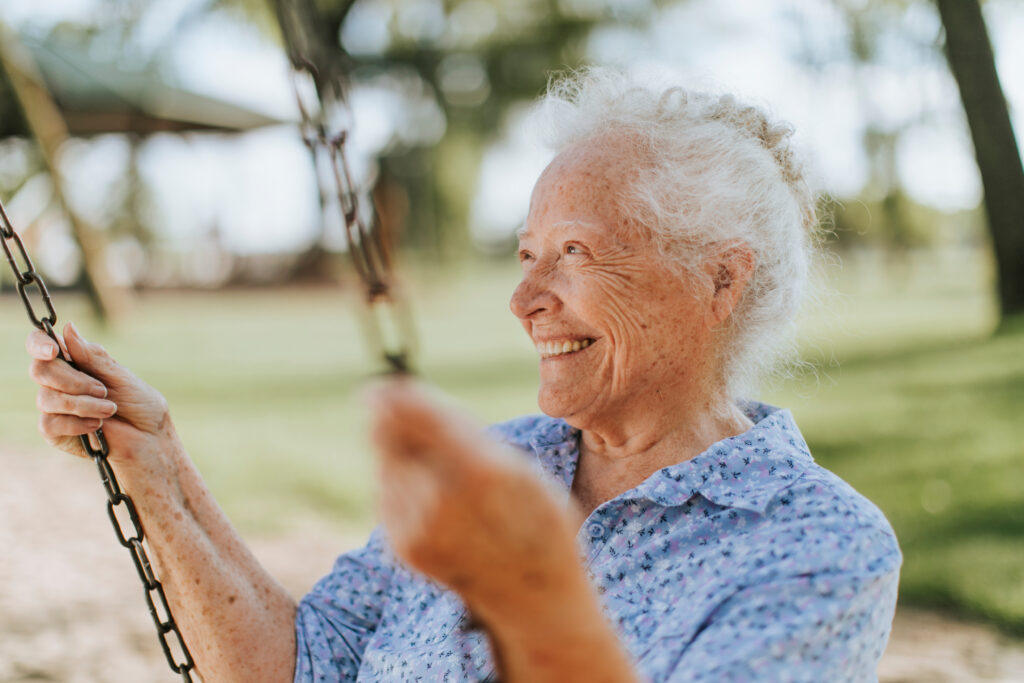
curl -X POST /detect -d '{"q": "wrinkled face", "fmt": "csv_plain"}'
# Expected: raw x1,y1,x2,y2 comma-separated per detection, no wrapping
511,137,717,426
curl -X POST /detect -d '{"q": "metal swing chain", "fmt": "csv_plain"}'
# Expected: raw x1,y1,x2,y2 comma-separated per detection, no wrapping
0,199,197,682
275,0,416,375
293,69,416,375
4,6,407,678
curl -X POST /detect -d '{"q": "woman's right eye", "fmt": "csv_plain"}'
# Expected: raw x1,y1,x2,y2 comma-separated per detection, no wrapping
518,250,535,263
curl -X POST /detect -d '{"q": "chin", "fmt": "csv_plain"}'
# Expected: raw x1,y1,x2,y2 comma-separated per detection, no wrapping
536,386,585,420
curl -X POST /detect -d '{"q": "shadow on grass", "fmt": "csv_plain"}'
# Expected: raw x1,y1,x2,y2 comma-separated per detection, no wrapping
796,320,1024,638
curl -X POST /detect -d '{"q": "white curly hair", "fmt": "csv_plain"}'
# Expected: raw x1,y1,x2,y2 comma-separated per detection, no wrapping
532,67,820,401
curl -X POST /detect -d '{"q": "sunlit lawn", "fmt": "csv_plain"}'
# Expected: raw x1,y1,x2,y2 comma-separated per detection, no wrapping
1,247,1021,632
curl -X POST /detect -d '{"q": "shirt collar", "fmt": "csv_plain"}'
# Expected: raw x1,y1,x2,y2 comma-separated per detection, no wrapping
527,418,581,491
526,402,813,514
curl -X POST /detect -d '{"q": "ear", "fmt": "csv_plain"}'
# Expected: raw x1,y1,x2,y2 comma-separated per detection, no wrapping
704,242,755,328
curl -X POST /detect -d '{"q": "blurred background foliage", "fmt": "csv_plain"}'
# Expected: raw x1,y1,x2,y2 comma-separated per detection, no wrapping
0,0,1022,639
0,0,1018,280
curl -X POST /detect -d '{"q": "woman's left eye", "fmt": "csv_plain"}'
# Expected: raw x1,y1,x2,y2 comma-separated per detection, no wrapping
565,244,583,255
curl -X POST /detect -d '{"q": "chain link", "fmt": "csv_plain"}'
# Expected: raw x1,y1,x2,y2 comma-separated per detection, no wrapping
1,197,198,682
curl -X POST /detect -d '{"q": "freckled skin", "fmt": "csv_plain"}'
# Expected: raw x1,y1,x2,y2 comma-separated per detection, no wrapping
24,324,298,682
512,139,710,432
511,136,755,514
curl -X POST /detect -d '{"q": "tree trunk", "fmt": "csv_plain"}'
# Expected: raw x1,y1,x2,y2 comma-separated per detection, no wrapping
935,0,1024,320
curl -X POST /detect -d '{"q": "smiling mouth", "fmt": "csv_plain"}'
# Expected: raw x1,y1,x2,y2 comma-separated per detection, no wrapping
536,338,596,359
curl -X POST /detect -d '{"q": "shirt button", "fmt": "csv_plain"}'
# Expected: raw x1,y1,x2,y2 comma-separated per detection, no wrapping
587,522,606,538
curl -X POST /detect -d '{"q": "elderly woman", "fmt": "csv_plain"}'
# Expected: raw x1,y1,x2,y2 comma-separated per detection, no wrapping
25,69,900,682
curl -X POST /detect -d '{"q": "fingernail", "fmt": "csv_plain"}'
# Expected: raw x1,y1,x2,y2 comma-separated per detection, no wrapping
90,383,108,399
69,321,81,338
101,400,117,416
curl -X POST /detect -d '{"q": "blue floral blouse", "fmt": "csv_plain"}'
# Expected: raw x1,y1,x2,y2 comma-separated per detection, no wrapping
294,402,901,682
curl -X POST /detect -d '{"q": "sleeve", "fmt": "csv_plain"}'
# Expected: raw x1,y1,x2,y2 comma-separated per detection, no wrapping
293,527,396,683
661,526,901,683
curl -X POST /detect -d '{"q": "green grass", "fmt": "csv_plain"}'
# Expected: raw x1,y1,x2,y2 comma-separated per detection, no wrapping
1,248,1021,632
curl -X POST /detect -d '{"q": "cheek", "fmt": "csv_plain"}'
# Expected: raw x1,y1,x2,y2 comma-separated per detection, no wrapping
580,270,650,338
601,285,703,371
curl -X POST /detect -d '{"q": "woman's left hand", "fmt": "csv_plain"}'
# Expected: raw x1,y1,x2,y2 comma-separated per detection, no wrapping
367,380,582,623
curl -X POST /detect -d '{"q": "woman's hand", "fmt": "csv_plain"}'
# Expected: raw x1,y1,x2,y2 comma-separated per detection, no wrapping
27,322,172,466
28,322,299,681
368,380,582,618
368,380,637,682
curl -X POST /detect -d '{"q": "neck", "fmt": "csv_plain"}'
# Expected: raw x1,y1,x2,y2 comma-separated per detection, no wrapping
569,388,753,515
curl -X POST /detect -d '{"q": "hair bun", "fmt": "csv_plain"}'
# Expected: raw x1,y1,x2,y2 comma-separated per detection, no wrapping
705,95,814,233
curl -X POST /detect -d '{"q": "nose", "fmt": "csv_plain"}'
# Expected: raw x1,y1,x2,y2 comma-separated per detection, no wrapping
510,267,561,321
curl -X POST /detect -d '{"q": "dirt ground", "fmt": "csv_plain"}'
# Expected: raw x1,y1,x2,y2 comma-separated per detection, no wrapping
2,444,1023,683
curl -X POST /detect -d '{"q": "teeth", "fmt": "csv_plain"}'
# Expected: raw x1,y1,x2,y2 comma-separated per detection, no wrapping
535,339,593,357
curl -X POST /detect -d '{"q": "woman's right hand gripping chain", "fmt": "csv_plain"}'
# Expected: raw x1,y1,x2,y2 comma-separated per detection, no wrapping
27,322,173,473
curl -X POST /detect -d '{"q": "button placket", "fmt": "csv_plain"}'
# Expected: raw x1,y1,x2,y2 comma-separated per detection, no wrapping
579,500,626,557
